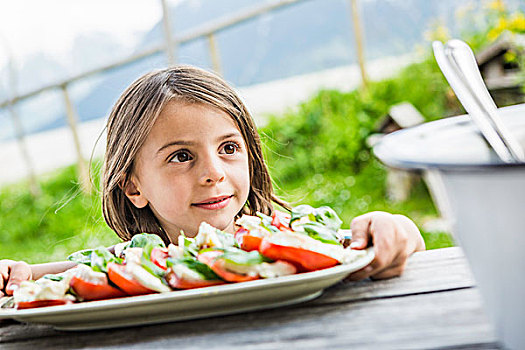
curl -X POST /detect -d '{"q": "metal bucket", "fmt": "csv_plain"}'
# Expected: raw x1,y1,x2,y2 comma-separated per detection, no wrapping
374,103,525,350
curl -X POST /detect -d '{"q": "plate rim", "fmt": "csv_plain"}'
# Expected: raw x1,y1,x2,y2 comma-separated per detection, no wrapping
0,247,374,320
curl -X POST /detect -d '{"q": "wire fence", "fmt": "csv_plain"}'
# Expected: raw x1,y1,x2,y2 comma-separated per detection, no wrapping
1,0,506,194
1,0,329,195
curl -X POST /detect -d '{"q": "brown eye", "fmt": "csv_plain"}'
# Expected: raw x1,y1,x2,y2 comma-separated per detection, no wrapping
222,143,238,155
170,151,193,163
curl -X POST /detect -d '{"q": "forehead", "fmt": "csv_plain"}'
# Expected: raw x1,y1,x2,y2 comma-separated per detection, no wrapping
147,101,242,144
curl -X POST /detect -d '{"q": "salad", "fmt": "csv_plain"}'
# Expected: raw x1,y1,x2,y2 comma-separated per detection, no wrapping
4,205,367,310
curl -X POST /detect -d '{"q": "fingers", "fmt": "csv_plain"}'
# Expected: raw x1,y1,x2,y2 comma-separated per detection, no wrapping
347,250,407,281
370,261,407,280
346,212,408,281
349,213,373,249
0,261,32,296
0,260,14,297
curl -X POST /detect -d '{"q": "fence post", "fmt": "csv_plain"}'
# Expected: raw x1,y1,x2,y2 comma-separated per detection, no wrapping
349,0,368,89
2,34,41,197
7,102,41,197
60,84,91,194
207,33,223,76
161,0,176,65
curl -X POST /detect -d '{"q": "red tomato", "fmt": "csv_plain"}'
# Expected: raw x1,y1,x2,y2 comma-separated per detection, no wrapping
241,235,263,252
259,238,339,272
197,251,259,283
150,247,169,270
16,299,71,309
165,269,225,290
271,211,291,231
107,263,155,296
235,227,263,252
70,276,127,301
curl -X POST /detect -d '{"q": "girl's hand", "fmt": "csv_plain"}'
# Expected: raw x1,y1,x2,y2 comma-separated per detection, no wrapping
346,211,425,281
0,260,32,297
0,260,78,297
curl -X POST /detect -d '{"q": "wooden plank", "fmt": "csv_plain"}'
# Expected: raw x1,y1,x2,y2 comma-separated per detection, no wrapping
0,288,498,349
315,247,475,305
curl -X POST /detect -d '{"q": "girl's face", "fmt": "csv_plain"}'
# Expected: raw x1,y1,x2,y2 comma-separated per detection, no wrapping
124,101,250,242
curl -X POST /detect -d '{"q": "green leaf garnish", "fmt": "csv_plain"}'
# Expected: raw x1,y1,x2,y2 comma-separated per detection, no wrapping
298,222,342,245
217,247,272,266
168,258,221,281
290,205,343,231
129,233,166,249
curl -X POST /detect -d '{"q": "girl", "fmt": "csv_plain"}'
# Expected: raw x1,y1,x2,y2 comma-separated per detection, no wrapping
0,65,425,296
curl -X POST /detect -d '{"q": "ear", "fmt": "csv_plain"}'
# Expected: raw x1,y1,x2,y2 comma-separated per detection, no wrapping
122,175,149,209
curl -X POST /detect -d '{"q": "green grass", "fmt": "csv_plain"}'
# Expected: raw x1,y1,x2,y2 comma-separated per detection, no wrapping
271,159,455,250
0,158,453,264
0,164,119,263
0,57,458,264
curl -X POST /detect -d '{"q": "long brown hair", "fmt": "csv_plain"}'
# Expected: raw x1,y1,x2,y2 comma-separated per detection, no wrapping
102,65,288,243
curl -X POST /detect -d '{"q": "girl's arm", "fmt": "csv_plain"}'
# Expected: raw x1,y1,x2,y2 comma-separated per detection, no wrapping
0,260,77,297
31,261,78,280
1,245,118,297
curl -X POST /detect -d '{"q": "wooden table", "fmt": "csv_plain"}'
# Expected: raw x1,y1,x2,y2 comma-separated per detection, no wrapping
0,247,500,349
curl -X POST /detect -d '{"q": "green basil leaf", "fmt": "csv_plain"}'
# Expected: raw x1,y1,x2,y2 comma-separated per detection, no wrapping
218,247,272,266
129,233,166,249
313,206,343,231
169,257,221,281
42,274,64,282
256,212,280,233
290,205,343,232
141,252,166,279
179,235,200,257
91,247,122,273
290,204,315,226
297,222,342,245
67,249,94,265
67,247,121,272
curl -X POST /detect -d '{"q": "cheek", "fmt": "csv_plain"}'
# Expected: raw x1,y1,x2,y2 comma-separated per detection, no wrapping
142,171,188,207
236,156,251,198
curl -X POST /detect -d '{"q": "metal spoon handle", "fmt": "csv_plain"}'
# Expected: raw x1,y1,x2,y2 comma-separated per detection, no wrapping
432,40,524,163
446,39,525,163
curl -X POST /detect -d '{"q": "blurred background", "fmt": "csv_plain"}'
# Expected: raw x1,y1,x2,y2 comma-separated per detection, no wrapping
1,0,524,263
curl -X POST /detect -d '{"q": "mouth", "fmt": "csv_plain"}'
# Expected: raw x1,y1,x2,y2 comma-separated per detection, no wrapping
191,195,234,210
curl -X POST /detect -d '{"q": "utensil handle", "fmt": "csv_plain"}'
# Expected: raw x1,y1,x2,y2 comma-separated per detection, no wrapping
433,41,517,163
446,40,525,163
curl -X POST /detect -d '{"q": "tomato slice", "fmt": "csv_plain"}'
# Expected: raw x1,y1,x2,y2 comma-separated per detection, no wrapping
197,251,259,282
165,270,225,290
16,299,71,309
70,275,127,301
235,227,263,252
259,238,339,272
150,247,169,270
241,235,263,252
107,263,155,296
271,211,291,231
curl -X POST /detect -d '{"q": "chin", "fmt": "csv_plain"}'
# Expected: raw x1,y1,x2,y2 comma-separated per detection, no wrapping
204,216,235,232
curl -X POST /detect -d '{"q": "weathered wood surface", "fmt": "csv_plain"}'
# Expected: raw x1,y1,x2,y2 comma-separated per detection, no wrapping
317,246,476,305
0,247,500,349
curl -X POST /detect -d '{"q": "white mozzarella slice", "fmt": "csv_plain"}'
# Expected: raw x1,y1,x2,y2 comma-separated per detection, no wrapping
128,263,170,293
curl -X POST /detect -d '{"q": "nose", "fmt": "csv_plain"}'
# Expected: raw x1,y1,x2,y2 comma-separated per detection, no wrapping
199,153,226,185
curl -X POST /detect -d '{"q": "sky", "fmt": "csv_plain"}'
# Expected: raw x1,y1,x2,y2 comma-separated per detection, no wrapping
0,0,167,69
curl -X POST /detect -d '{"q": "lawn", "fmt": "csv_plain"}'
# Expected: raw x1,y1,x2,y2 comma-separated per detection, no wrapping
0,155,454,264
1,53,460,264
